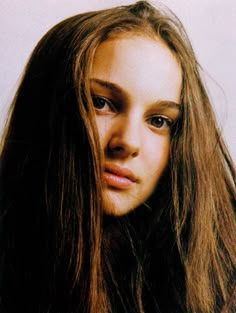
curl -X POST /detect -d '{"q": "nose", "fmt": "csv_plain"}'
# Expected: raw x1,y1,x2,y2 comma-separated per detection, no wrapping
107,116,140,159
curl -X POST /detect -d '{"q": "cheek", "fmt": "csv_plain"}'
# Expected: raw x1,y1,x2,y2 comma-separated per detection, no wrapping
145,137,170,174
95,116,110,148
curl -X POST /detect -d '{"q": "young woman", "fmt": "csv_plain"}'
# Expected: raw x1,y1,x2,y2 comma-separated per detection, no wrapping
0,1,235,312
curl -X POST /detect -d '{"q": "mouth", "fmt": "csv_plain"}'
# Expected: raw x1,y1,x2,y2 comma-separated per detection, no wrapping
103,163,137,190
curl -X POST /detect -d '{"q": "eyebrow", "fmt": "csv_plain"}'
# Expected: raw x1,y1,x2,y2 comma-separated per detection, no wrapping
90,78,181,109
90,78,124,95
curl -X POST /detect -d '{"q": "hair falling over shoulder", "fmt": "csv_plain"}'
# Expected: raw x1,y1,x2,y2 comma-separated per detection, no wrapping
0,1,235,313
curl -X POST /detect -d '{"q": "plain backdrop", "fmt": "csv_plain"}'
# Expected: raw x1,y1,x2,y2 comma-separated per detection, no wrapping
0,0,236,162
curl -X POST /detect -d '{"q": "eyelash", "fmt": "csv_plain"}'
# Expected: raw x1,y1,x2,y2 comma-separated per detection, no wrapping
92,95,173,130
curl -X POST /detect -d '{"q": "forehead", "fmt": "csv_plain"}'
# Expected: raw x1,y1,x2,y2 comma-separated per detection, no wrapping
91,35,182,103
93,34,181,76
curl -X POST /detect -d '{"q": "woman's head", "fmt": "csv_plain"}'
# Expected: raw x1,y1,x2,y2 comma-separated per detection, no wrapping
2,0,200,216
92,35,182,215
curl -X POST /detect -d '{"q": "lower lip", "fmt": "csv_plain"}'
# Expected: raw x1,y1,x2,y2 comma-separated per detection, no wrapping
103,172,134,190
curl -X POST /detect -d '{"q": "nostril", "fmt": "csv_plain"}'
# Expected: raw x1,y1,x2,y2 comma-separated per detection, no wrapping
107,137,140,158
114,146,123,151
132,151,138,157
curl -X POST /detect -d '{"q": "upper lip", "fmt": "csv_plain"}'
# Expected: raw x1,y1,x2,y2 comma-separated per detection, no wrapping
104,163,138,182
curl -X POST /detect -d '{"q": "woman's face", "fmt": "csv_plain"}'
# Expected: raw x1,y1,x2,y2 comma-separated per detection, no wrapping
91,35,182,216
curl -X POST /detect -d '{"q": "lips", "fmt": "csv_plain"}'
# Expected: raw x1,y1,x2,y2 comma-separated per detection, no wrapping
103,163,137,190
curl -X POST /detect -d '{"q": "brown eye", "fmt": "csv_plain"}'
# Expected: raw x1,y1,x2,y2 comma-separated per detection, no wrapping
148,115,172,129
92,96,116,112
92,96,108,109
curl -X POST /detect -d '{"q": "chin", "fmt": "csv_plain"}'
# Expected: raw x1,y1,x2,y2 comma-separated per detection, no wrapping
102,192,138,216
102,193,145,217
103,203,135,216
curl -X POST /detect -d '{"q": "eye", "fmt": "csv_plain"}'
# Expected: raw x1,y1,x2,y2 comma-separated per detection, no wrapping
147,115,172,129
92,96,115,112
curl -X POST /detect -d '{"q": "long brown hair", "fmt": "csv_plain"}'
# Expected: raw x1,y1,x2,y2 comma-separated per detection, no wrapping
0,1,235,313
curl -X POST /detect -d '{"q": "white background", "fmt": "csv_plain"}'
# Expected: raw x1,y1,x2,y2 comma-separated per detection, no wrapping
0,0,236,162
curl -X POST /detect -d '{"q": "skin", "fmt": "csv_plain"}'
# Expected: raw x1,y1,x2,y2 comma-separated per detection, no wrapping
91,35,182,216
